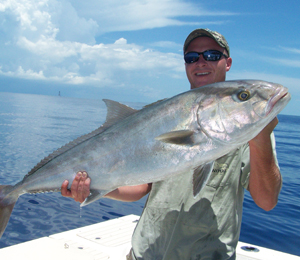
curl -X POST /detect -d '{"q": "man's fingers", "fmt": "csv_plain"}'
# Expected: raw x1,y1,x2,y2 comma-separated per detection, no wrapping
61,171,90,203
79,172,90,203
71,171,90,203
61,180,71,197
82,177,91,200
71,171,82,200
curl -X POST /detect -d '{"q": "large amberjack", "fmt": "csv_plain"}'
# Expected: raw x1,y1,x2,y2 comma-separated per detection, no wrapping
0,80,290,238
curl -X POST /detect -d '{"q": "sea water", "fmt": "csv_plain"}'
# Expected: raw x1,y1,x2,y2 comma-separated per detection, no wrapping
0,92,299,256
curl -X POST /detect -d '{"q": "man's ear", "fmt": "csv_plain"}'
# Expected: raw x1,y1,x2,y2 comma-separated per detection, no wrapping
226,57,232,72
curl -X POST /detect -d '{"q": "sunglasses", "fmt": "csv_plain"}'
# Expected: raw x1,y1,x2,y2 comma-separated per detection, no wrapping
184,50,228,64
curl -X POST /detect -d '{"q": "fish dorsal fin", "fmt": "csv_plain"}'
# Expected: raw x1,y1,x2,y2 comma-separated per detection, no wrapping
102,99,138,128
25,100,138,178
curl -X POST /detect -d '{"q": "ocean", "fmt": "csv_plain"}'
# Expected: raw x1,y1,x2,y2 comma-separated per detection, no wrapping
0,92,299,256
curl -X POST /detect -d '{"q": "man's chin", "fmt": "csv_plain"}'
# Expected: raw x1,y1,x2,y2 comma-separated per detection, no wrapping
191,81,211,89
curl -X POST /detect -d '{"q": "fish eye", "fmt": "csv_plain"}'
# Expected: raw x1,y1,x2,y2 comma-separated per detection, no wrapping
237,90,250,101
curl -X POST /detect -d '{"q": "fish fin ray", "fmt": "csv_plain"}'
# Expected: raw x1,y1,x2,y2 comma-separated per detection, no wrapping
193,162,214,197
80,189,110,207
103,99,138,128
0,185,18,238
155,130,195,145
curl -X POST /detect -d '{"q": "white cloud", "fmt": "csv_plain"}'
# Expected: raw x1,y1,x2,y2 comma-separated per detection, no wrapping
279,46,300,55
254,46,300,68
49,0,98,44
0,0,189,85
0,65,45,80
261,47,300,68
70,0,236,34
0,0,236,96
267,58,300,68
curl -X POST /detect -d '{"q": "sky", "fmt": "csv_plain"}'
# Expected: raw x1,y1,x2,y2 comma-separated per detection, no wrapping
0,0,299,115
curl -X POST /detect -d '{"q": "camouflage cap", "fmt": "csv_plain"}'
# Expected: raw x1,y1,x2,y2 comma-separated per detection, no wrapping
183,28,230,57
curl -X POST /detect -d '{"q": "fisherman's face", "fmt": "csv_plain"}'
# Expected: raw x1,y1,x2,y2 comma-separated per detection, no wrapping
185,37,232,89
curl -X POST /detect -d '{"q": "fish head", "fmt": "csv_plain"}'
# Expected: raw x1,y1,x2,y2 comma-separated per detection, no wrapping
194,80,291,145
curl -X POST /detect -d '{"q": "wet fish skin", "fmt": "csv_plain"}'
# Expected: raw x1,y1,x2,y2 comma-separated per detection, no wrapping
0,80,291,238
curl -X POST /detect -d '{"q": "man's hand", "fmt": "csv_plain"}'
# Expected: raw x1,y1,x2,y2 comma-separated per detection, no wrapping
249,117,278,147
61,171,151,203
61,171,91,203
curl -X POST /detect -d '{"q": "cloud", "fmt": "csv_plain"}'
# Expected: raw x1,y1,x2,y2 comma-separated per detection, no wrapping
0,66,45,80
279,46,300,55
265,58,300,68
70,0,236,34
0,0,236,98
260,46,300,68
0,34,185,85
0,0,189,85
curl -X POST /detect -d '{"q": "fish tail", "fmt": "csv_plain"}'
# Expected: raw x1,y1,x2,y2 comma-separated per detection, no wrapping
0,185,18,238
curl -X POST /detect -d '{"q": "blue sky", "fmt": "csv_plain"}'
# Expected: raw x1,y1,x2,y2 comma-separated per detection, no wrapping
0,0,299,115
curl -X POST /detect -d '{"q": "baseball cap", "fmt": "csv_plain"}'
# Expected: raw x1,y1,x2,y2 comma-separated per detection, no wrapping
183,28,230,57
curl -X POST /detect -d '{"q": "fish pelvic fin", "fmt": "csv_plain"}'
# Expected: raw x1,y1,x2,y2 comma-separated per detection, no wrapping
0,185,18,238
193,162,214,197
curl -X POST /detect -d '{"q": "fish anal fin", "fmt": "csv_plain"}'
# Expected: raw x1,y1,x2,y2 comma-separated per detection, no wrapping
193,162,214,197
155,130,195,145
80,189,111,207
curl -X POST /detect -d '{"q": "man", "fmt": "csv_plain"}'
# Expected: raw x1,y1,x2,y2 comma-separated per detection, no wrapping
61,29,282,259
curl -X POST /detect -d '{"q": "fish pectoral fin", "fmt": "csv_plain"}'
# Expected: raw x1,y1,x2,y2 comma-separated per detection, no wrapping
80,189,110,207
193,162,214,197
155,130,195,145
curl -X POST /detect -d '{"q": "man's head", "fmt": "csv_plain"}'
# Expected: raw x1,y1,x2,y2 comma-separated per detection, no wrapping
184,28,232,89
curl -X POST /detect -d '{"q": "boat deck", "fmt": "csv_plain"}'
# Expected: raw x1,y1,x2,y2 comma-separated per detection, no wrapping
0,214,298,260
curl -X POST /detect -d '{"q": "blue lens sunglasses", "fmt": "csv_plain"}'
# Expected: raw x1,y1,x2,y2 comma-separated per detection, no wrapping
184,50,228,64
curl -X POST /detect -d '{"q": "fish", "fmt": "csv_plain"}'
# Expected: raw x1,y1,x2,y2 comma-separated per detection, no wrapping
0,80,290,238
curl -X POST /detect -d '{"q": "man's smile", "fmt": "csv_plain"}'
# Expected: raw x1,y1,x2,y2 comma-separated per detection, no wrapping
195,72,210,76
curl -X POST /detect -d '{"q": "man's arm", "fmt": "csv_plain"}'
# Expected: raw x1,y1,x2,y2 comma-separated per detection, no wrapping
105,183,152,202
248,117,282,211
61,171,152,203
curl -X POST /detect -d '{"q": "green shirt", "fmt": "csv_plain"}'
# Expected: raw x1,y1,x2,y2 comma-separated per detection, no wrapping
130,134,278,260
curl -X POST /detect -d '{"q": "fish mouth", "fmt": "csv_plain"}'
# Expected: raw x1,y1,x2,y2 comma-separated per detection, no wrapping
267,90,291,116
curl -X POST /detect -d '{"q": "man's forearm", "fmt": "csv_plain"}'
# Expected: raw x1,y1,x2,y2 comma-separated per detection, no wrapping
248,132,282,211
